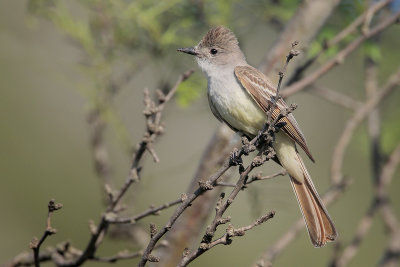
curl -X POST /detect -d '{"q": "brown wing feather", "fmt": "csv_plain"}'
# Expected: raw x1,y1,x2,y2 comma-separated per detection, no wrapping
235,65,314,162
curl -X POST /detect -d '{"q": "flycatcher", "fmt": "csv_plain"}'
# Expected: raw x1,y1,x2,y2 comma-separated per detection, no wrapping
178,26,337,247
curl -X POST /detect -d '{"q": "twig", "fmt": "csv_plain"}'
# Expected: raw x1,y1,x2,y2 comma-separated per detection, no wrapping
216,170,287,188
5,242,73,267
69,70,194,266
377,145,400,267
376,144,400,234
364,58,383,181
282,10,400,98
109,69,194,211
137,115,290,266
332,201,379,267
254,178,350,266
4,71,194,267
332,144,400,267
288,0,392,84
137,160,233,266
157,125,237,267
258,0,341,76
329,57,382,267
176,111,285,266
309,85,362,110
331,67,400,184
106,198,183,224
87,108,112,187
29,199,62,267
246,169,288,184
178,155,269,267
92,250,142,263
179,212,275,267
274,41,300,100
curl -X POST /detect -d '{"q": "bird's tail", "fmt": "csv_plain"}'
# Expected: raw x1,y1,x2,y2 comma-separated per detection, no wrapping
289,154,337,247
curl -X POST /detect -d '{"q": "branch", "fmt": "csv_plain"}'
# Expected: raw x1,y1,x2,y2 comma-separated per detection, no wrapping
91,250,142,263
179,212,275,266
106,198,183,224
377,145,400,267
377,144,400,267
331,201,379,267
109,69,195,211
216,170,287,187
71,70,194,266
309,85,362,110
288,0,392,84
329,56,382,267
177,155,271,267
6,71,194,267
332,145,400,267
275,41,300,97
281,10,400,98
157,125,237,267
254,178,350,266
5,242,71,267
176,106,291,266
137,158,232,266
259,0,341,77
29,199,62,267
246,169,288,184
331,67,400,184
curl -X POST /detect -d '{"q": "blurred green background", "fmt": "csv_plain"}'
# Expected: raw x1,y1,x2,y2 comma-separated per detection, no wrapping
1,0,400,266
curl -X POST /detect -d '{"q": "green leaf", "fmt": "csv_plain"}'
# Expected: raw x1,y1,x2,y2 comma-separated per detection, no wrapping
363,41,382,63
176,73,205,107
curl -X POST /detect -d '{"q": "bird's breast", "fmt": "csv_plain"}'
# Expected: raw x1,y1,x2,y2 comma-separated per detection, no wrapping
207,74,266,136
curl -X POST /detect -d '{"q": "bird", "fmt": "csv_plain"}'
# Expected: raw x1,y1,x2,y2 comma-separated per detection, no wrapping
177,25,337,247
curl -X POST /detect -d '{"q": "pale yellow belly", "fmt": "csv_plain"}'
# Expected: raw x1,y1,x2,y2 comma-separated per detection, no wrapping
208,82,266,136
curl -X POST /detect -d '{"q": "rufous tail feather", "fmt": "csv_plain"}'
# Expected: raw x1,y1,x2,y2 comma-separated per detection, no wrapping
289,154,337,247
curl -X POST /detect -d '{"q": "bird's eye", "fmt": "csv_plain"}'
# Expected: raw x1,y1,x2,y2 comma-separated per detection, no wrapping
210,48,218,55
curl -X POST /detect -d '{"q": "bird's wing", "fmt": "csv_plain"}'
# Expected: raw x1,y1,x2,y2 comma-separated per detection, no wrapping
234,65,314,162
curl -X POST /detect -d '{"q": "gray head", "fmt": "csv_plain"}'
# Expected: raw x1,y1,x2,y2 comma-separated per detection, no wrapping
178,26,246,74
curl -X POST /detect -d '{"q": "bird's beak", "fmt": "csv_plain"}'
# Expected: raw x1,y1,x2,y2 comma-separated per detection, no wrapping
177,47,198,56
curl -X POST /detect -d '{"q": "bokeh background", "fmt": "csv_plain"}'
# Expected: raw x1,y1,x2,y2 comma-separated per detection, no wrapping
1,0,400,266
